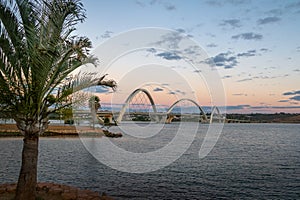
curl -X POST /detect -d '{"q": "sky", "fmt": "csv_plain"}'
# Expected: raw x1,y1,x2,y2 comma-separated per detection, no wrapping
75,0,300,113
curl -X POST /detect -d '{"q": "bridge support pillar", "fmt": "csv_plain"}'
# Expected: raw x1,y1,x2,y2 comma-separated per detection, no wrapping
166,115,175,123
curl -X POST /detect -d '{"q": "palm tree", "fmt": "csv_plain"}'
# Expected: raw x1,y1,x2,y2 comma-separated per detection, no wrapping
0,0,116,199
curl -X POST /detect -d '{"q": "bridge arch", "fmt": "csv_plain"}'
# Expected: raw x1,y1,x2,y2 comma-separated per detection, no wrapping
166,98,208,122
209,106,224,123
116,88,158,123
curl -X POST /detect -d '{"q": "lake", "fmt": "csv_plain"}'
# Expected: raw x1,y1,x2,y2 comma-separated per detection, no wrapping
0,123,299,199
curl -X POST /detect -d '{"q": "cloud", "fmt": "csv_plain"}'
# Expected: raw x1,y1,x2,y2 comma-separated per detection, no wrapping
257,17,281,25
100,31,113,39
278,100,289,102
222,75,232,79
285,1,300,9
281,90,300,103
265,9,283,16
297,47,300,52
206,43,218,48
209,51,238,69
232,32,263,40
153,31,184,49
164,3,176,10
232,93,247,96
205,0,222,6
237,78,252,82
283,90,300,96
168,90,185,95
135,0,146,7
153,87,163,92
260,48,270,52
237,50,257,57
137,0,176,11
283,92,295,96
293,69,300,72
156,51,182,60
147,48,157,54
206,33,216,38
175,89,186,95
219,19,242,28
175,28,186,33
205,0,248,6
290,95,300,101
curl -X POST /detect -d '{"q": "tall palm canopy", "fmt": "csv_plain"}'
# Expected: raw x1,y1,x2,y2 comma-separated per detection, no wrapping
0,0,116,133
0,0,116,199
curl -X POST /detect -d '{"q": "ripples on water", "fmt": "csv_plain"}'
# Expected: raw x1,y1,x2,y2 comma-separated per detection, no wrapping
0,124,299,199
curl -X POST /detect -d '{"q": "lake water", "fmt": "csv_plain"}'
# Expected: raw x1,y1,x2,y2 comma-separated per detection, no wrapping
0,123,299,199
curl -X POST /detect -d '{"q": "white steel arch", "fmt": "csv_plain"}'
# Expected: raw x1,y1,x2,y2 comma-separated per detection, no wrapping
209,106,224,123
116,88,158,123
166,98,208,122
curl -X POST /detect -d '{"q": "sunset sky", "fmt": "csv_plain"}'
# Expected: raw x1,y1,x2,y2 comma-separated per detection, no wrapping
76,0,300,113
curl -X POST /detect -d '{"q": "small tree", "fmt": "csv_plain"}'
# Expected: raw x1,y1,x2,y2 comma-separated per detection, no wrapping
0,0,116,199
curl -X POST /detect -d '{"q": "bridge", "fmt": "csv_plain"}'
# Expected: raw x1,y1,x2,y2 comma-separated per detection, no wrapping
94,88,224,124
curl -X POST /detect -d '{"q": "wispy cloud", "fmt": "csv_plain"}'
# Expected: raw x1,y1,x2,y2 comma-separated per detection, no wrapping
219,19,242,28
206,43,218,48
168,89,186,95
156,51,182,60
237,78,253,82
153,87,164,92
232,93,248,96
260,48,271,53
222,75,232,79
100,30,113,39
285,1,300,9
278,100,289,103
257,16,281,25
136,0,176,11
153,31,184,49
265,9,283,16
135,0,146,7
237,50,257,57
206,33,216,38
164,3,176,10
283,90,300,96
175,28,186,33
232,32,263,40
205,0,249,6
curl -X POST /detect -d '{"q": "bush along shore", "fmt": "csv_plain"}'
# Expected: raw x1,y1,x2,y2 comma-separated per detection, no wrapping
0,124,122,138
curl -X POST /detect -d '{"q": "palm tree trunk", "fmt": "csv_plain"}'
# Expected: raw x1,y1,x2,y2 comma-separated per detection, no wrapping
15,132,39,200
